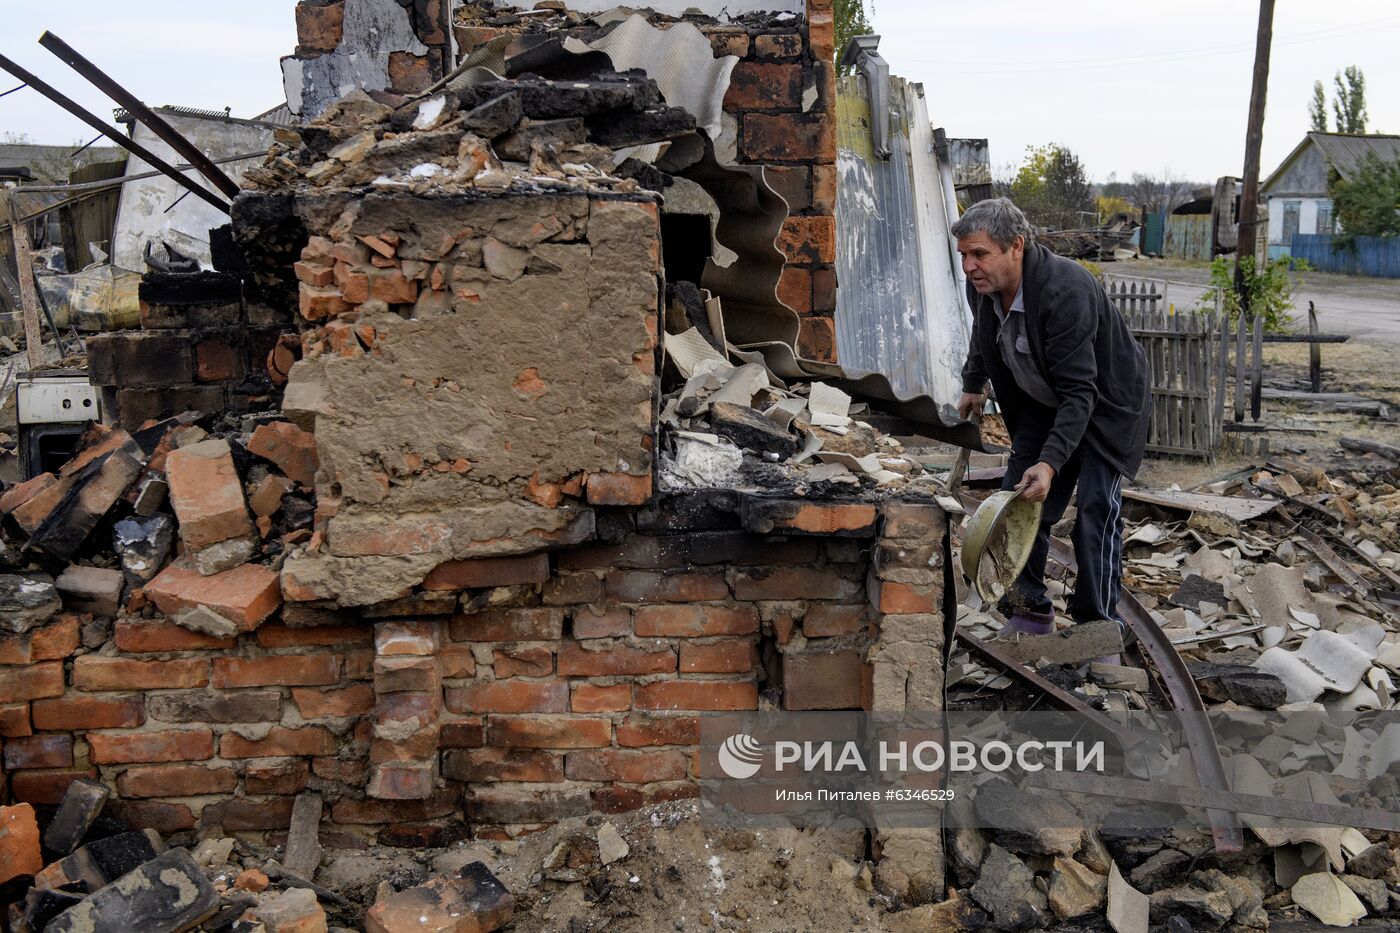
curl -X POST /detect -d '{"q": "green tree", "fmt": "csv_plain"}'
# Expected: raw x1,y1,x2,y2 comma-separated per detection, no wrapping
1332,65,1368,133
1310,80,1328,132
834,0,873,72
1329,153,1400,244
1009,144,1095,230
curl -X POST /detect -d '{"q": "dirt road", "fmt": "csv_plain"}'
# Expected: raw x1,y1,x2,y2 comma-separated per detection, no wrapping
1110,258,1400,343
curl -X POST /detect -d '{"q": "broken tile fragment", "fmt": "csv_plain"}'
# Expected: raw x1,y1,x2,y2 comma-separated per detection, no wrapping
45,847,218,933
365,861,514,933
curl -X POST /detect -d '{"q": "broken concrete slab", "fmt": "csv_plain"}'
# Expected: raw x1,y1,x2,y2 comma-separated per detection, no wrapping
596,822,629,865
54,564,125,618
365,861,514,933
41,777,110,858
997,620,1124,666
0,573,62,634
284,791,324,881
1048,856,1106,921
45,847,219,933
1090,662,1149,692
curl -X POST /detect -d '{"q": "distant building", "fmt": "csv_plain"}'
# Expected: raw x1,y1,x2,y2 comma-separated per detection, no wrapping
1260,132,1400,258
0,143,124,185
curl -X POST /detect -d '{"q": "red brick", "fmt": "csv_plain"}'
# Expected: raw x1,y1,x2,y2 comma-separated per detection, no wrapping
145,562,282,631
754,32,803,58
296,0,344,50
777,215,837,265
87,729,214,764
73,657,209,691
31,696,143,731
442,748,563,783
634,605,758,637
374,620,443,656
813,266,838,313
634,681,758,711
777,266,813,312
3,734,73,770
605,571,727,603
29,615,81,661
165,438,253,548
205,797,296,832
299,286,349,321
0,472,56,515
731,566,861,601
724,61,802,110
422,553,549,591
450,608,563,642
440,719,484,748
194,338,242,382
492,647,553,678
375,656,442,694
440,645,476,679
0,662,65,701
679,640,756,673
783,651,865,710
557,643,675,676
8,770,96,806
245,759,310,795
571,684,631,713
705,27,749,57
879,503,946,539
586,472,652,506
370,730,439,764
291,684,375,718
616,716,700,747
256,623,372,648
293,260,334,287
375,692,442,732
542,573,603,606
114,620,236,653
565,749,688,783
487,716,611,748
812,163,837,213
105,799,194,833
367,761,436,800
445,681,567,714
221,726,335,758
593,782,698,815
572,608,632,639
0,703,30,737
557,536,689,571
875,581,939,614
212,654,340,688
330,789,459,825
117,764,236,798
803,604,866,637
313,757,368,785
248,421,320,486
809,8,835,60
798,316,836,362
0,632,30,666
742,113,835,163
329,519,454,557
0,804,42,884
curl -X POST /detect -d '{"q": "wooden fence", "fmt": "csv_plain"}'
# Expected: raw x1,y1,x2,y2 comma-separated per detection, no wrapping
1106,280,1263,461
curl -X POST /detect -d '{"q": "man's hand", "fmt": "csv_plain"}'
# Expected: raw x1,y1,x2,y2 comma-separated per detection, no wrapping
958,391,986,423
1015,461,1055,503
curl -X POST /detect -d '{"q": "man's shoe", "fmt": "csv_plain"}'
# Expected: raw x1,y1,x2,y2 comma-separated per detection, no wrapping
998,608,1055,637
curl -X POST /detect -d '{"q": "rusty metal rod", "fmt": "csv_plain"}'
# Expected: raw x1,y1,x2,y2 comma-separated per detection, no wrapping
38,31,242,200
0,53,229,214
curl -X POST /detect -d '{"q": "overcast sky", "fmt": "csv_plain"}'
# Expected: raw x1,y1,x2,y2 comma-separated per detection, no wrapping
3,1,1399,186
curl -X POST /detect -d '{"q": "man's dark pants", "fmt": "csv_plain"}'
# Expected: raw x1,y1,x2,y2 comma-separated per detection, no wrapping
998,401,1124,623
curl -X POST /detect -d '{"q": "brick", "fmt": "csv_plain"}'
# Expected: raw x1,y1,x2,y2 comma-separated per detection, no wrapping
875,581,939,614
9,770,97,806
571,684,631,713
809,8,835,60
296,0,344,50
745,500,878,538
117,764,236,798
299,286,349,321
803,604,866,637
221,726,335,758
84,331,193,387
754,32,803,58
165,438,253,549
777,265,812,312
4,734,73,770
0,631,30,666
374,619,442,656
32,696,143,731
105,799,194,833
558,536,689,571
54,566,124,617
593,782,698,814
248,422,320,486
0,471,56,515
605,571,727,603
293,260,334,287
365,863,514,933
798,316,836,362
212,655,336,690
450,607,563,642
145,561,282,630
680,640,756,673
313,757,367,785
634,681,758,711
376,691,442,732
422,553,549,590
0,661,64,701
783,651,865,710
488,716,611,748
73,657,209,691
245,759,310,795
705,28,749,57
445,680,567,714
204,797,296,832
724,62,802,111
742,113,835,163
571,607,631,639
30,615,81,661
114,620,235,653
440,719,484,748
465,785,591,824
616,716,700,747
370,729,439,763
542,573,603,606
492,646,553,678
375,656,442,694
813,266,837,313
256,623,373,648
442,748,563,783
634,604,758,637
812,163,837,214
194,338,244,382
330,789,459,825
0,804,42,885
0,703,30,737
440,644,477,679
87,729,214,764
880,503,946,539
146,691,281,724
586,472,652,506
731,566,861,601
778,215,837,264
565,749,688,783
291,684,375,718
687,532,822,567
557,643,676,676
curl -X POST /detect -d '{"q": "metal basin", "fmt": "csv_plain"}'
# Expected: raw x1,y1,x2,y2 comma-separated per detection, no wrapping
961,490,1043,604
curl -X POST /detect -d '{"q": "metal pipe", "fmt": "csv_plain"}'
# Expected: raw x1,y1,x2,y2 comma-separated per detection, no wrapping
0,53,229,214
38,31,242,200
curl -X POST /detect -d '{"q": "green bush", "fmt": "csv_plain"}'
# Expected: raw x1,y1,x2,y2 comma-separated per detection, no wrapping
1203,255,1311,333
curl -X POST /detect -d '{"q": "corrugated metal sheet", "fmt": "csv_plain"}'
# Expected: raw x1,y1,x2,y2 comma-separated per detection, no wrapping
1291,234,1400,278
1310,133,1400,181
833,74,971,419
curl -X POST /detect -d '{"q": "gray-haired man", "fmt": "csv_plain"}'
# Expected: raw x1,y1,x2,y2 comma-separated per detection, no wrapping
952,198,1150,642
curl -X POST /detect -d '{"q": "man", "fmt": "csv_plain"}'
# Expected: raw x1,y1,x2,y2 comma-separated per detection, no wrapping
952,198,1150,641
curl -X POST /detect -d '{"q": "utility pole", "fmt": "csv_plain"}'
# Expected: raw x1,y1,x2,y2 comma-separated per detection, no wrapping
1234,0,1275,320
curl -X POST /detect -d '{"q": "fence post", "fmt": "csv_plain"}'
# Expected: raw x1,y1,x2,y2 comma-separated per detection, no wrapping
1234,312,1247,423
1251,313,1264,422
1308,301,1321,393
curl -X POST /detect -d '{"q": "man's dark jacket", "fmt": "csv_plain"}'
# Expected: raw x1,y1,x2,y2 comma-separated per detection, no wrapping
961,240,1151,478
